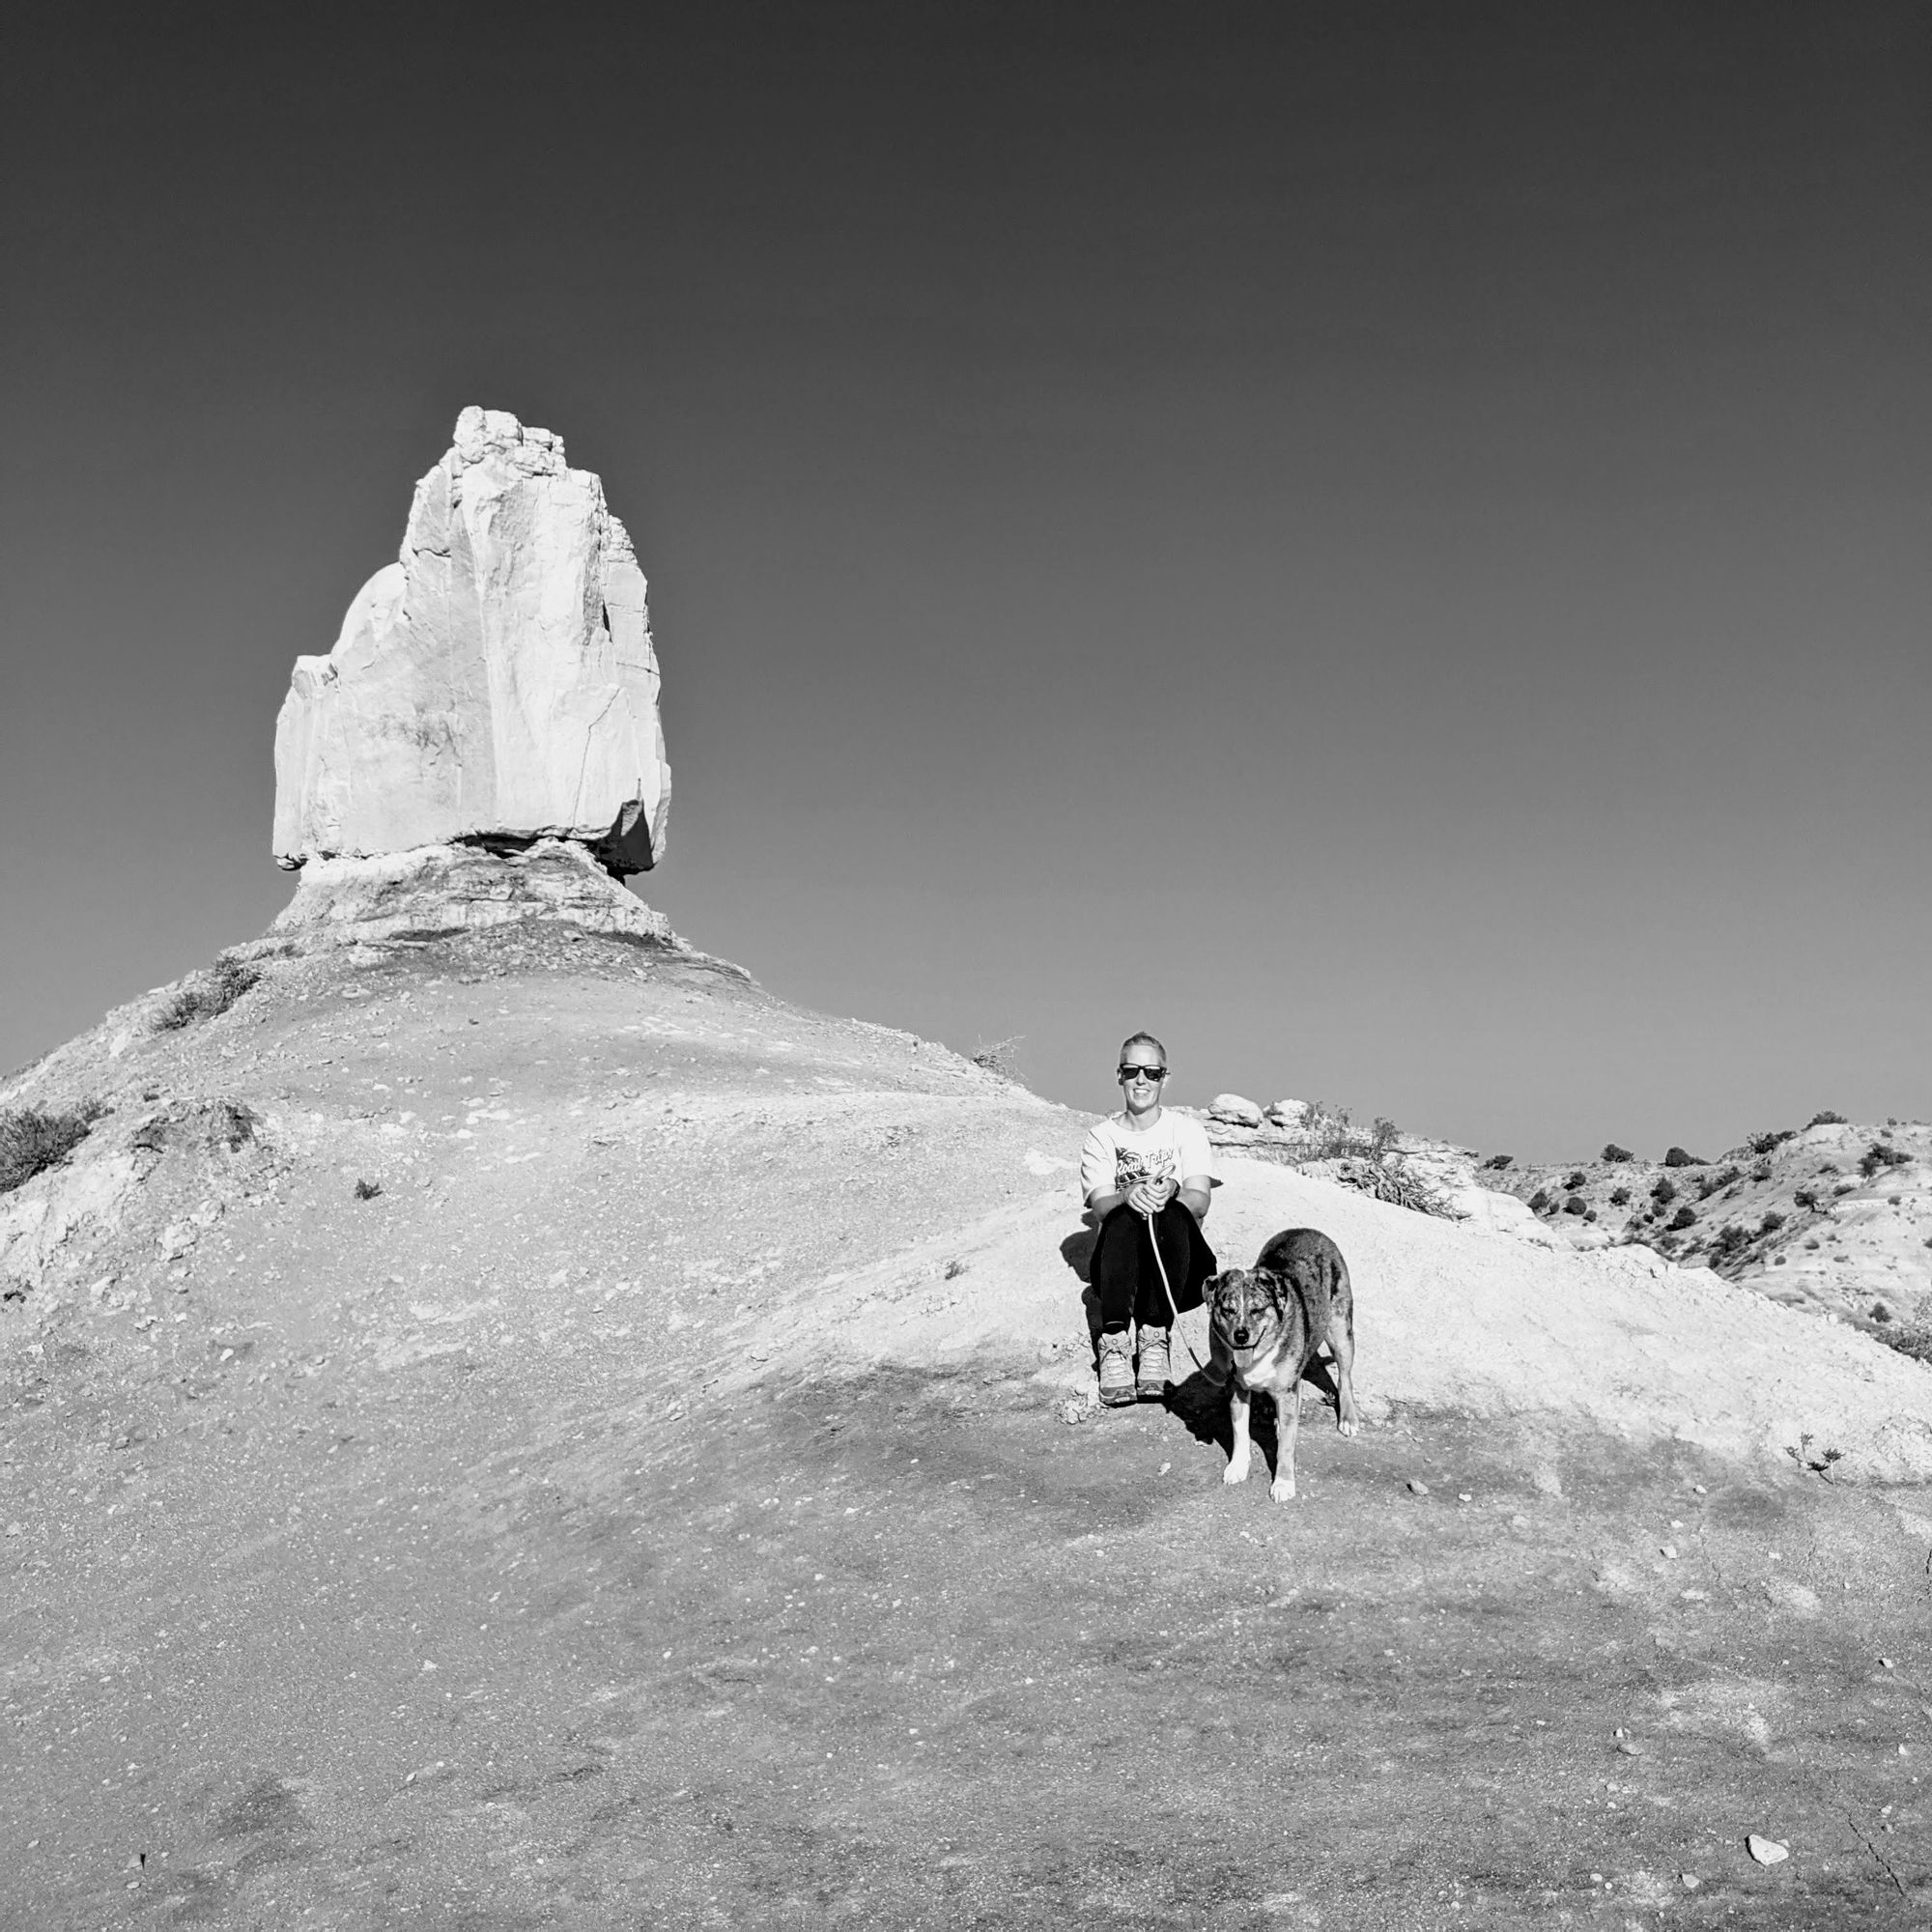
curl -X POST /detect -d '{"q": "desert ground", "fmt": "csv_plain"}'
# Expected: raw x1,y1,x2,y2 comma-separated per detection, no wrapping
6,918,1932,1928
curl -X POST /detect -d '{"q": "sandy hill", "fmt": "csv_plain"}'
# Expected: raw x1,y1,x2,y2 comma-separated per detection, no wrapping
7,899,1932,1926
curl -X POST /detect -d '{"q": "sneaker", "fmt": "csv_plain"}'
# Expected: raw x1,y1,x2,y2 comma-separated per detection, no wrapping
1097,1331,1135,1407
1136,1325,1170,1397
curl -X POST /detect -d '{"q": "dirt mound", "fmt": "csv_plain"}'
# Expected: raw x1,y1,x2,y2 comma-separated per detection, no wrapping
8,918,1932,1924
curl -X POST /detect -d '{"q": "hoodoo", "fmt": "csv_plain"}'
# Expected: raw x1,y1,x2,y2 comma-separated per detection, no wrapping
271,407,671,877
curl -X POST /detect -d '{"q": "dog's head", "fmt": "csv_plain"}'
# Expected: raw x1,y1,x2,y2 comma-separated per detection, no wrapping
1207,1266,1292,1356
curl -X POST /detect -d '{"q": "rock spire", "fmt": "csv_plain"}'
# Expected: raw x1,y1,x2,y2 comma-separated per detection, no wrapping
272,407,670,876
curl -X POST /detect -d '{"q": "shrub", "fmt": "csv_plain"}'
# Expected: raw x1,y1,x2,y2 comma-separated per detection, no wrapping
1758,1210,1785,1235
1881,1325,1932,1368
1792,1187,1819,1210
353,1178,383,1201
1651,1179,1678,1206
0,1101,106,1195
1480,1153,1515,1171
1527,1189,1551,1213
1668,1206,1697,1231
1663,1146,1705,1168
1747,1128,1797,1156
970,1036,1025,1082
153,955,261,1033
1608,1186,1631,1207
1806,1110,1848,1128
1709,1224,1752,1261
1860,1141,1910,1179
1563,1195,1588,1216
1563,1171,1586,1190
1697,1166,1742,1199
1601,1144,1634,1164
1329,1153,1456,1217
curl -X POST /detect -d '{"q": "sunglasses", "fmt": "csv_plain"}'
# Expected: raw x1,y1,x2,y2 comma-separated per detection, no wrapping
1118,1064,1168,1082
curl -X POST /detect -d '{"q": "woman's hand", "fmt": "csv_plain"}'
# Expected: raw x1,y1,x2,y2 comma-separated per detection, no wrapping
1127,1176,1178,1216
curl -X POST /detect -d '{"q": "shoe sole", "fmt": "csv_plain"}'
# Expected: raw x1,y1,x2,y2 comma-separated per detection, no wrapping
1099,1379,1137,1407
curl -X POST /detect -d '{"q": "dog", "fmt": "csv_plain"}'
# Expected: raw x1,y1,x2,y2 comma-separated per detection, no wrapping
1205,1228,1360,1501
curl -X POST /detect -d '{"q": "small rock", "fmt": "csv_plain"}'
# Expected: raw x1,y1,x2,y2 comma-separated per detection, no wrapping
1058,1400,1089,1426
1510,1513,1530,1529
1680,1873,1701,1889
1406,1479,1430,1496
1747,1834,1789,1866
3,1522,21,1538
1616,1738,1643,1757
1881,1657,1895,1669
1661,1543,1679,1559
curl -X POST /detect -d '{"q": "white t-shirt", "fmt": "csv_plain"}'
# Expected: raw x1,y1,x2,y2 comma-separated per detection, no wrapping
1079,1109,1217,1207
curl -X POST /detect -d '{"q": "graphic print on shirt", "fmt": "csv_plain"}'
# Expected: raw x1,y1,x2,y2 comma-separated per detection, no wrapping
1114,1144,1178,1193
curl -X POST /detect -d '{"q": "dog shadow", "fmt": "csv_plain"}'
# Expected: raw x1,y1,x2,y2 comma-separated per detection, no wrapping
1164,1355,1347,1465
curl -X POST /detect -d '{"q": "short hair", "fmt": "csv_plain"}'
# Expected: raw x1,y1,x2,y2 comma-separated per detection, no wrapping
1118,1031,1167,1067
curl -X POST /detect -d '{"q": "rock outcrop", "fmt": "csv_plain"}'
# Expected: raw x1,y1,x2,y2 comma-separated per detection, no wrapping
259,840,681,952
272,408,670,877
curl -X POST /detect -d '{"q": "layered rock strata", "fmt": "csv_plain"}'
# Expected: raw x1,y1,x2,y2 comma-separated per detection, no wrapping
272,408,670,876
259,841,680,952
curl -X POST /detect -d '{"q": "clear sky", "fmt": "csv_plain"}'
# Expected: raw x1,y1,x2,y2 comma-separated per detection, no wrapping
4,3,1927,1159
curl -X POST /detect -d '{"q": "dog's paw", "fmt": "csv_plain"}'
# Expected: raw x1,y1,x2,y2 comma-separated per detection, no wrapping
1269,1475,1297,1503
1222,1456,1250,1487
1337,1412,1361,1438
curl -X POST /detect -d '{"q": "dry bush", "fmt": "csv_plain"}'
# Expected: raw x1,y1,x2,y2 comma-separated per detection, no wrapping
153,955,261,1033
970,1036,1025,1083
1881,1325,1932,1368
0,1100,106,1195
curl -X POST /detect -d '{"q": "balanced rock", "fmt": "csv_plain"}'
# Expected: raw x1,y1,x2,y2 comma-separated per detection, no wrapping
272,408,670,877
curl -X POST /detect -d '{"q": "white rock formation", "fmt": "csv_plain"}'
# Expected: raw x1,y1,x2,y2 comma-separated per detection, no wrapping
273,408,670,876
1208,1094,1264,1128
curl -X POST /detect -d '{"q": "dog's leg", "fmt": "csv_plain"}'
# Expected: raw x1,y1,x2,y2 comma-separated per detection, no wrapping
1328,1296,1362,1438
1270,1379,1301,1502
1223,1384,1252,1486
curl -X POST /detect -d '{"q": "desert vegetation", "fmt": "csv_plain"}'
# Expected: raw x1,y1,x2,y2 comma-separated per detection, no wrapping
0,1100,106,1196
970,1035,1026,1082
152,954,261,1032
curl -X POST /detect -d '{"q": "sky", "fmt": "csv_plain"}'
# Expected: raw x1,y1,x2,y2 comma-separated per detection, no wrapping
4,1,1927,1160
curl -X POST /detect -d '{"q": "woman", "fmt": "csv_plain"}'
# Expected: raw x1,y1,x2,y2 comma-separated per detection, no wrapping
1078,1032,1217,1406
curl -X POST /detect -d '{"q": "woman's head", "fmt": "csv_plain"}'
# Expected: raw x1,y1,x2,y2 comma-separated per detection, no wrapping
1117,1032,1167,1099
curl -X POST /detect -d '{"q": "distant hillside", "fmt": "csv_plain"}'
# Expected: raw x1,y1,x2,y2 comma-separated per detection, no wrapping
1473,1117,1932,1337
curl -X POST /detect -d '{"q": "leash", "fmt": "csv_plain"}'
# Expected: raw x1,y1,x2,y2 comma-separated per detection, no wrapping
1143,1204,1208,1373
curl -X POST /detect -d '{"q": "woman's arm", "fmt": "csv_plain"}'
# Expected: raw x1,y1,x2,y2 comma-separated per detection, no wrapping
1178,1175,1211,1223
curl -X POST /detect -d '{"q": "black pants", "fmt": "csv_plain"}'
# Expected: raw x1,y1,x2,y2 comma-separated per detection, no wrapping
1091,1201,1216,1333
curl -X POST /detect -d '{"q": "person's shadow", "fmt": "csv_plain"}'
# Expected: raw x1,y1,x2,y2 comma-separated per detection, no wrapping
1059,1224,1101,1366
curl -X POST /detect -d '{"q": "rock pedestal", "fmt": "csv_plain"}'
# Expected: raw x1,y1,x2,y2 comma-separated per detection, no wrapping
261,840,680,952
272,408,670,877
